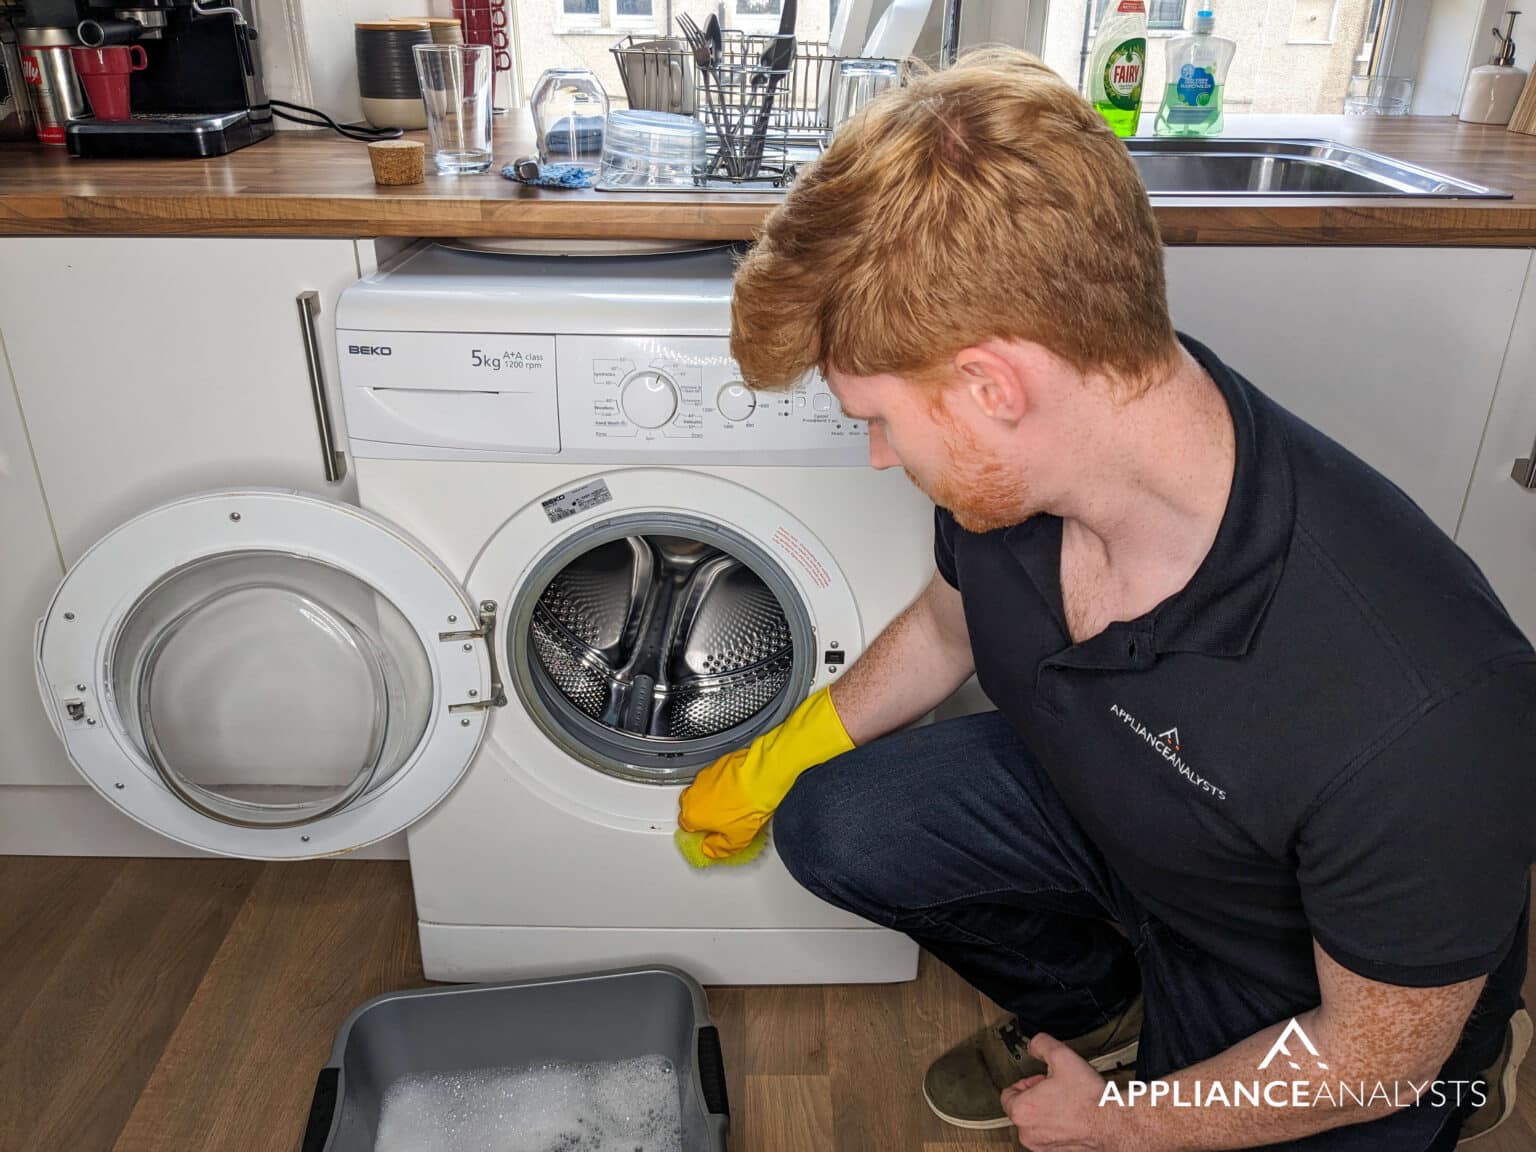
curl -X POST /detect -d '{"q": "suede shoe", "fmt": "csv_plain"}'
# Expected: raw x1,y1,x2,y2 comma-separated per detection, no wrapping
923,995,1144,1129
1458,1008,1532,1144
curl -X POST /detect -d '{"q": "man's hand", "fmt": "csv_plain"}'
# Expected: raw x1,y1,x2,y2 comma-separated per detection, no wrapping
678,686,853,859
1001,1033,1130,1151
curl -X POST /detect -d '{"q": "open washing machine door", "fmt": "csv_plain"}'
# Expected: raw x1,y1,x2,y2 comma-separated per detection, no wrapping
34,489,497,860
464,468,863,804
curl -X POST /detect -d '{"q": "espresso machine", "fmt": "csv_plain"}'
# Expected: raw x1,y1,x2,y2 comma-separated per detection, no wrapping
34,0,273,156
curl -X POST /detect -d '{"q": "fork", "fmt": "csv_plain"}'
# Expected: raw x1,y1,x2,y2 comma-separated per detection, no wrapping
678,12,740,178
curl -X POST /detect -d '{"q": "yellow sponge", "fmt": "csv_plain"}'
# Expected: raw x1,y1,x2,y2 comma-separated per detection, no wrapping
674,825,771,869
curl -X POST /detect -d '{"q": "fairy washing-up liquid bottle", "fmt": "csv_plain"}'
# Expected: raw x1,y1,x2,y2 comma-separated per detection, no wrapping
1087,0,1148,136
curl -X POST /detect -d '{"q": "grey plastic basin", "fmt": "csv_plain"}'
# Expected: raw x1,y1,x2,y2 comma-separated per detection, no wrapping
301,967,728,1152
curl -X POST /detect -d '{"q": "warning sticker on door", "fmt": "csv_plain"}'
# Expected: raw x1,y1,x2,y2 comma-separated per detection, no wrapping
771,526,831,589
542,479,613,524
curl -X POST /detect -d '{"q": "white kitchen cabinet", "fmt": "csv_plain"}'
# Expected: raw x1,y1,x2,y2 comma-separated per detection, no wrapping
1165,247,1531,536
0,337,73,786
1455,251,1536,643
0,237,398,855
0,238,360,563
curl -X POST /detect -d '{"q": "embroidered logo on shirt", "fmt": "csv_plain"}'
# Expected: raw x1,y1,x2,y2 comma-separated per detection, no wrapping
1109,704,1227,800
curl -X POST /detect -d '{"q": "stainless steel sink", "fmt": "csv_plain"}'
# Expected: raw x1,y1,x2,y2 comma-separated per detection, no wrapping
1127,138,1511,198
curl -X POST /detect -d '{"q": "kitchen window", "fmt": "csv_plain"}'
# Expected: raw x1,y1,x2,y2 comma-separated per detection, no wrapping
514,0,1456,114
556,0,660,33
1146,0,1187,31
735,0,788,32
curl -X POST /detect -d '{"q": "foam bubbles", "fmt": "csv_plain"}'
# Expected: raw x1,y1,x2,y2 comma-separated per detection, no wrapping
373,1055,683,1152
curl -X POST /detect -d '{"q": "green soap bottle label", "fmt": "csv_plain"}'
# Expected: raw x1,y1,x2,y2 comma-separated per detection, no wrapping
1103,39,1146,111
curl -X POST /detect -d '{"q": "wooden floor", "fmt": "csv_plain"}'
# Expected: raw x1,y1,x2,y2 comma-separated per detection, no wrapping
1,857,1533,1152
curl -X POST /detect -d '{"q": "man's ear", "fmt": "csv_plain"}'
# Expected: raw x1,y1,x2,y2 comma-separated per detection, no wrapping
953,346,1027,426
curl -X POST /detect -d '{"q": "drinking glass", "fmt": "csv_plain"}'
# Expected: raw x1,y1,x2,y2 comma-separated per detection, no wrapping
832,58,901,129
1342,74,1414,116
412,43,494,174
531,67,609,170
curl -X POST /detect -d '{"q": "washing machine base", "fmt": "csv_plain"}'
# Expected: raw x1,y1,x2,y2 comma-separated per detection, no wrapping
418,922,921,985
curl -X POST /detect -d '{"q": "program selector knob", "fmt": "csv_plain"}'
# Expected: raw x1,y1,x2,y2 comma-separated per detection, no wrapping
620,370,679,428
717,382,757,422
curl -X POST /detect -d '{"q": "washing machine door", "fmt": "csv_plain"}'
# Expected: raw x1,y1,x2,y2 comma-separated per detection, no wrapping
34,489,496,860
469,468,863,793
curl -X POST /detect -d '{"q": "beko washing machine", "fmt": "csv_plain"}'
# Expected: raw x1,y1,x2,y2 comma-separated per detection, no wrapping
31,242,940,985
334,243,938,984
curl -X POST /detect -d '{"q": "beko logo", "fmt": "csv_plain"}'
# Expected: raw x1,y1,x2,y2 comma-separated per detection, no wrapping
347,344,393,356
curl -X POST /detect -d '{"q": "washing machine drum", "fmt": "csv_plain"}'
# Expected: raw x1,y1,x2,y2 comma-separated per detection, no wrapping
526,533,799,776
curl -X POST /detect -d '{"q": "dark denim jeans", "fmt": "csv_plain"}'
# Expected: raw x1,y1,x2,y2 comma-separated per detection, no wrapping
774,712,1521,1152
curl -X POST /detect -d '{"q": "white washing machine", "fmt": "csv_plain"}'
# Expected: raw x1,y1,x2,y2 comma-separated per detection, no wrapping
33,242,937,985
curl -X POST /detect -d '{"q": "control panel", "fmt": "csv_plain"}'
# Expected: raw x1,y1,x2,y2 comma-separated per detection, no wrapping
559,335,865,453
338,328,870,464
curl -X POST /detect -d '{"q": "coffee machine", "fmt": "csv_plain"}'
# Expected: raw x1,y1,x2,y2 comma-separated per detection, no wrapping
47,0,272,156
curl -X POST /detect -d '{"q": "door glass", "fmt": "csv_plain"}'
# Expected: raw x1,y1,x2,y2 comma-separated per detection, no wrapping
522,530,805,781
109,552,433,827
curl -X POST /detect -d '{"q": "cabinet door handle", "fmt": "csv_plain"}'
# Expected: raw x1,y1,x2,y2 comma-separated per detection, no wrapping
296,290,347,484
1513,435,1536,490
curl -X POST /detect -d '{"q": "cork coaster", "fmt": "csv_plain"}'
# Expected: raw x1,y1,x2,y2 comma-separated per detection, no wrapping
368,138,426,185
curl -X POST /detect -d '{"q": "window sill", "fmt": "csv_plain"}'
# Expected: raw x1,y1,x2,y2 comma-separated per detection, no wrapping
555,24,664,36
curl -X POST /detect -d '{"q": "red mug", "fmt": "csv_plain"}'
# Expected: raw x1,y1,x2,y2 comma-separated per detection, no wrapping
71,45,148,122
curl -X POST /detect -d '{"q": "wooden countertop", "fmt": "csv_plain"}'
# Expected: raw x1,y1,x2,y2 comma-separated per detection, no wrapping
1,114,1535,244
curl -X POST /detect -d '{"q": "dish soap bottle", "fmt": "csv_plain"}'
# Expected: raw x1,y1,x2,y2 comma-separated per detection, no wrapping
1155,9,1236,135
1458,11,1527,125
1088,0,1149,136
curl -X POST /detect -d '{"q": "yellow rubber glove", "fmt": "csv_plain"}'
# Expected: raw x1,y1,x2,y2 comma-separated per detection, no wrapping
677,687,854,862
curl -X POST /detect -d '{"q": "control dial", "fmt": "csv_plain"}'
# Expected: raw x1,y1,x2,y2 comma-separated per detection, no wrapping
716,382,757,422
620,370,679,428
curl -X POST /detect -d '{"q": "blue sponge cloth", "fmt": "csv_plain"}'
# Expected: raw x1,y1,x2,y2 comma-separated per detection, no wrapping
501,161,594,189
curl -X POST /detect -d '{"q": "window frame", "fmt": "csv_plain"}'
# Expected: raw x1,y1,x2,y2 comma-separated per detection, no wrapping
612,0,661,29
558,0,604,30
553,0,662,35
733,0,787,32
1146,0,1188,32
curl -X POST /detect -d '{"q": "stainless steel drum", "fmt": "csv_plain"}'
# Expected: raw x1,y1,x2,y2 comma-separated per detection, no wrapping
513,519,812,783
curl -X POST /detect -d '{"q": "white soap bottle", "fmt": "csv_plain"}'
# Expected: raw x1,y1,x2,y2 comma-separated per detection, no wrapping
1459,11,1528,125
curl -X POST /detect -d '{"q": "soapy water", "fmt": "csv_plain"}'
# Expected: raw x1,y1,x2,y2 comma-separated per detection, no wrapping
373,1055,683,1152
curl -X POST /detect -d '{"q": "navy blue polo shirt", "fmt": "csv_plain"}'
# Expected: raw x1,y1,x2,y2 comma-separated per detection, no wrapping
935,335,1536,1012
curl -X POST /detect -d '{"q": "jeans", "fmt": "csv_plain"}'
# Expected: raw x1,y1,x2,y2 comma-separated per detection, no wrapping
773,712,1522,1152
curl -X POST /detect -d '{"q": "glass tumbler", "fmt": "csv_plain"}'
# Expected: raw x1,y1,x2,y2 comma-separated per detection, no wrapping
1342,74,1414,116
832,58,901,129
531,67,609,170
412,43,494,173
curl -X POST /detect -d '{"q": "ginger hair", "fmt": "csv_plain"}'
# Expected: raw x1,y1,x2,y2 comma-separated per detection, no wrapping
731,48,1177,397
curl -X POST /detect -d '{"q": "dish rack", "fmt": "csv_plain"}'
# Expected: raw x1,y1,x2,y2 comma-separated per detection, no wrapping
611,31,901,189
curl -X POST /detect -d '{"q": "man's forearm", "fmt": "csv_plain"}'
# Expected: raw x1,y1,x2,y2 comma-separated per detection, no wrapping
1111,1009,1455,1152
828,579,975,746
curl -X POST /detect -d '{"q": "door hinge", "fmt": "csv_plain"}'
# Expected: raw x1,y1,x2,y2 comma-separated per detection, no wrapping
440,600,508,712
